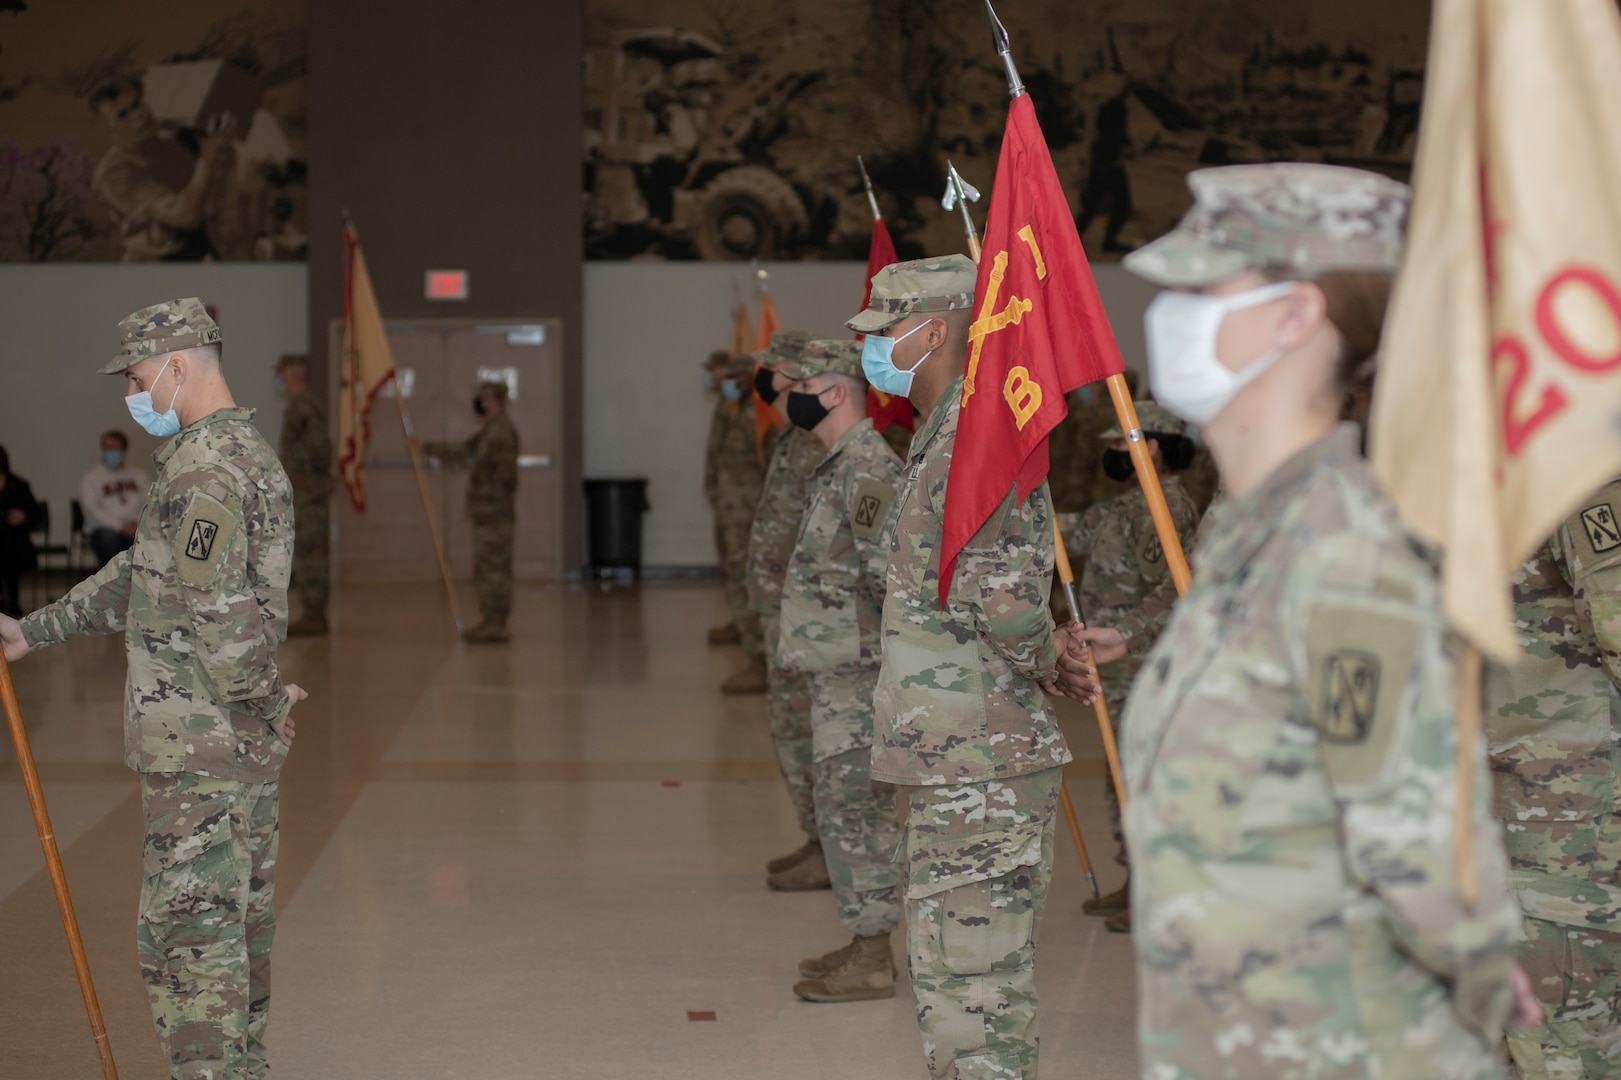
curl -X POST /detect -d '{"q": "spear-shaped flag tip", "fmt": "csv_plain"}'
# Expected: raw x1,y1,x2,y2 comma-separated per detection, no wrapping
942,162,982,211
984,0,1025,98
858,155,883,222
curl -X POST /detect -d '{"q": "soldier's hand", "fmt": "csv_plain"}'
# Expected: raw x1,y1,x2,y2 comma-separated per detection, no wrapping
1045,624,1101,705
1072,624,1128,666
274,684,309,747
0,615,31,663
1508,964,1544,1028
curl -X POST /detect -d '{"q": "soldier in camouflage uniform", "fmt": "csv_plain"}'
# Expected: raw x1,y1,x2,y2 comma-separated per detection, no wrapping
1113,164,1536,1077
849,256,1098,1080
1047,371,1138,542
1061,400,1199,933
1487,479,1621,1078
0,298,303,1080
423,380,519,643
771,338,906,1003
274,355,332,636
703,351,772,692
747,329,832,885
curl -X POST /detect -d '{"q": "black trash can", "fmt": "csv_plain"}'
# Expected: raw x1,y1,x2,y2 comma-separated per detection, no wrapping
584,478,650,578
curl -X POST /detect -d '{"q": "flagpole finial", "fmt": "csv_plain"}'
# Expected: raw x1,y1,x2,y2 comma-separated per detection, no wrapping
752,258,770,295
983,0,1025,98
857,155,882,222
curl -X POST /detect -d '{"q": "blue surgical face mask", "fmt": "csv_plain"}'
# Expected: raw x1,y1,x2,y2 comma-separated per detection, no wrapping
125,357,183,438
719,378,742,402
860,319,933,398
101,449,123,469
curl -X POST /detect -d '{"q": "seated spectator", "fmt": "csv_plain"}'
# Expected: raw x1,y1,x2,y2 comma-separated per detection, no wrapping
79,429,149,567
0,444,42,617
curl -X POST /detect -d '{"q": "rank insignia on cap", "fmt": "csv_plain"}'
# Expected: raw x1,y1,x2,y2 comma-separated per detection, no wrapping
1320,650,1380,744
1582,503,1621,554
186,519,219,561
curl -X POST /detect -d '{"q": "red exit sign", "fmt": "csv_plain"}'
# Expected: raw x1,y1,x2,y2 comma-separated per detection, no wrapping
425,269,469,301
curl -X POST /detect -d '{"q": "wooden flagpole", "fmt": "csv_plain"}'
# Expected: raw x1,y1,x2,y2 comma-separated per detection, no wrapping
0,654,118,1079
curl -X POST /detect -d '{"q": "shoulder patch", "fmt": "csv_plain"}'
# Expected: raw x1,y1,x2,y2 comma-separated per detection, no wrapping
174,491,240,588
1135,526,1167,582
1304,605,1421,789
1579,501,1621,555
851,476,897,541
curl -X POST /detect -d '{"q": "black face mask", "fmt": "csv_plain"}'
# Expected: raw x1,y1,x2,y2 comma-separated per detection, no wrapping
786,388,832,431
1101,448,1135,483
753,366,779,406
473,396,487,416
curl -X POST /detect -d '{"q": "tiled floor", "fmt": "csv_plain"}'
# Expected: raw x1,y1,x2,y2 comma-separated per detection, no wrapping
0,581,1137,1079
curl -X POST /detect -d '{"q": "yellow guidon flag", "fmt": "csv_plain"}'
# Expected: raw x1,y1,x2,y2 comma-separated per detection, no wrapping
1371,0,1621,666
337,221,398,513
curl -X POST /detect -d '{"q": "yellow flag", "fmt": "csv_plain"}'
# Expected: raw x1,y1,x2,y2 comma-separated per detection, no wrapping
337,225,398,512
730,302,754,359
1371,0,1621,663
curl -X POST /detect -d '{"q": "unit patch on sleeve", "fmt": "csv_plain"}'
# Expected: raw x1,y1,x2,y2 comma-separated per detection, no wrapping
851,478,897,542
174,492,240,587
1319,650,1380,743
1581,503,1621,555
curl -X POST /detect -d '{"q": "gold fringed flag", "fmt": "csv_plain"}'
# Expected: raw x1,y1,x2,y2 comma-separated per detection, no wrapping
337,223,398,512
1370,0,1621,663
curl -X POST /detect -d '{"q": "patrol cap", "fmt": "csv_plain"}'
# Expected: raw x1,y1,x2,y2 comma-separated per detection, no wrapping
1123,163,1411,289
476,378,509,400
846,254,977,334
752,329,814,369
102,297,221,374
1101,401,1185,440
275,353,308,372
777,338,863,381
702,349,731,370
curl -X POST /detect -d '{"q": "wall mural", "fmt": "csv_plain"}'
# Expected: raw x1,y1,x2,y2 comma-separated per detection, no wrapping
0,0,305,262
584,0,1431,262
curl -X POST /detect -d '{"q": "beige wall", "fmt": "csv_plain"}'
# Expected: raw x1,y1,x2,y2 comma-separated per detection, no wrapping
0,264,307,545
582,260,1159,568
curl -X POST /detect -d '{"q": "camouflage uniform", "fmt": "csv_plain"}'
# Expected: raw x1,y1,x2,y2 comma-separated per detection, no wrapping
704,357,767,658
19,298,294,1080
1486,479,1621,1078
425,381,519,630
276,357,332,623
747,330,824,838
850,254,1072,1080
776,340,906,943
1120,169,1521,1079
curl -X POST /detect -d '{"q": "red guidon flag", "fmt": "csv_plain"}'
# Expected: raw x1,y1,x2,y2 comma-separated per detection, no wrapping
337,223,398,512
1370,0,1621,663
938,92,1126,603
858,219,914,433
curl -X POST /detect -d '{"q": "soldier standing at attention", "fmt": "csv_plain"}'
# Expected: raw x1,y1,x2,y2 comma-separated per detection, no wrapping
1486,478,1621,1077
422,379,519,644
772,338,906,1003
1098,163,1539,1077
1061,400,1199,934
703,351,771,692
849,255,1097,1080
274,354,333,636
747,330,832,888
0,298,304,1080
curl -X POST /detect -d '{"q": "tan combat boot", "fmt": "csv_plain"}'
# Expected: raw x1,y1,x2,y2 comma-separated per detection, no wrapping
768,836,821,875
1105,908,1132,934
720,655,768,694
707,622,741,645
798,936,857,978
767,843,830,891
287,612,328,636
463,620,510,644
793,934,897,1003
1082,880,1129,916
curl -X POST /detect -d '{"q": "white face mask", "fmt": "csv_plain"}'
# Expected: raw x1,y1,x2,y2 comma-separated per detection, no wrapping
1143,282,1297,427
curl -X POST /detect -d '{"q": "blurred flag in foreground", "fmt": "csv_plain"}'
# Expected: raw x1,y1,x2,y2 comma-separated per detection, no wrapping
337,223,397,513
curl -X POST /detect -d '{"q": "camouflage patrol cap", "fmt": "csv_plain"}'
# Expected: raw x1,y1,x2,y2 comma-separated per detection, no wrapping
1123,163,1411,288
846,254,978,334
1101,401,1185,440
477,378,509,400
275,353,309,372
753,329,814,369
777,338,864,381
101,297,221,374
703,349,731,370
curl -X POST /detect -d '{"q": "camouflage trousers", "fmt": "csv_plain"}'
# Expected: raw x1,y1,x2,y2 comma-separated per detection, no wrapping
902,767,1062,1080
808,669,901,937
472,514,514,624
762,611,815,836
715,503,764,659
138,772,279,1080
1507,916,1621,1078
291,490,329,616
